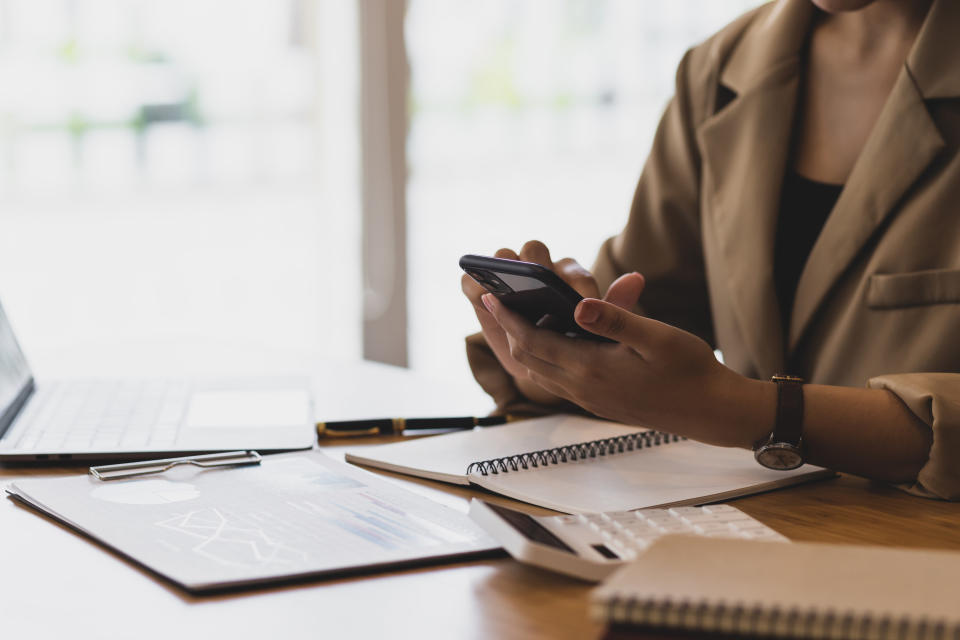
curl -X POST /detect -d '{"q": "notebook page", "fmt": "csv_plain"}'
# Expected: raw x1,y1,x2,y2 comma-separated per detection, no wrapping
469,439,832,513
344,415,642,484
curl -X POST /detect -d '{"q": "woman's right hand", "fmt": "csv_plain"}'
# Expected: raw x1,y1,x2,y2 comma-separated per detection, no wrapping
461,240,646,406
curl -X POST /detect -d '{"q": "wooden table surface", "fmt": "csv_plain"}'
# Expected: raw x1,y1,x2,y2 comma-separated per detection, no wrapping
3,434,960,640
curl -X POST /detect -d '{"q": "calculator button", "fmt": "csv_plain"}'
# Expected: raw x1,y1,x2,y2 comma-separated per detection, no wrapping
701,504,740,515
607,540,639,560
607,511,640,523
692,522,736,534
735,524,774,534
738,527,785,540
627,533,663,546
623,522,660,536
681,512,751,525
642,514,677,526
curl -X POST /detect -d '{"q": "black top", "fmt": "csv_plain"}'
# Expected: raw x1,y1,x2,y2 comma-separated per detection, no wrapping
774,171,844,333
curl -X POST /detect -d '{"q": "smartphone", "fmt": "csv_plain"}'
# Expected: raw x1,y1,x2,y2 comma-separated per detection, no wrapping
460,254,613,342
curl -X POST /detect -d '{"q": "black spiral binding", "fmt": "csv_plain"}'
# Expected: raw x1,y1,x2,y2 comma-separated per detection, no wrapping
601,596,957,640
465,430,683,476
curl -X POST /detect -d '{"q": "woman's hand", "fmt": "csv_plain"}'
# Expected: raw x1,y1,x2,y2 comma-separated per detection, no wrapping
480,290,775,448
461,240,646,406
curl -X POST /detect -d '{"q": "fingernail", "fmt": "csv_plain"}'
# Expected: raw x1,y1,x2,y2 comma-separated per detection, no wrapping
576,301,599,324
481,294,495,313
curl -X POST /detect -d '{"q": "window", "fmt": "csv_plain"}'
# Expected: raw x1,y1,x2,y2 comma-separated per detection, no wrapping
406,0,760,375
0,0,761,382
0,0,360,375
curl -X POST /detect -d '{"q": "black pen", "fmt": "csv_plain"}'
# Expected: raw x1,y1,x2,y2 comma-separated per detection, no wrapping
316,415,520,438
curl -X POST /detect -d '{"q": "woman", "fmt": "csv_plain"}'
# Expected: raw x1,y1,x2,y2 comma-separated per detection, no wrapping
462,0,960,499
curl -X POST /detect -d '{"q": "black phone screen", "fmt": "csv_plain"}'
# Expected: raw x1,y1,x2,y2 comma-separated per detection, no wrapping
460,254,613,342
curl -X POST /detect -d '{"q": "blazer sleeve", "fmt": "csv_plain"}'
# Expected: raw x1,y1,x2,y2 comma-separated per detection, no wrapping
868,373,960,500
466,47,715,415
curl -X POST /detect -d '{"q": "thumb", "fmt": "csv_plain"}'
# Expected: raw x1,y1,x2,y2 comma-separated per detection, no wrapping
603,272,645,310
574,298,665,355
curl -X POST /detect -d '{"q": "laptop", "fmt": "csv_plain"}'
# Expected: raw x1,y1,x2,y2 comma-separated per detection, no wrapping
0,300,315,462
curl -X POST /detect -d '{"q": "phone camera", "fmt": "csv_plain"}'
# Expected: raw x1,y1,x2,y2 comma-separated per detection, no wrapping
467,270,488,282
468,269,511,293
486,276,510,293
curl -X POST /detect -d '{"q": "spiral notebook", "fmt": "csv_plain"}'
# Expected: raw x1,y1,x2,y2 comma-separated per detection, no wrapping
343,415,832,513
592,536,960,639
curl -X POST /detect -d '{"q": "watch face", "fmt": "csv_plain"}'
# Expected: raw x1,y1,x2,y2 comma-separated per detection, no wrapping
755,443,804,471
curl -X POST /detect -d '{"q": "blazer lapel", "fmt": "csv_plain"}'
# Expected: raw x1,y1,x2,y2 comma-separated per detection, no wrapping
699,73,796,376
787,0,956,352
697,0,814,377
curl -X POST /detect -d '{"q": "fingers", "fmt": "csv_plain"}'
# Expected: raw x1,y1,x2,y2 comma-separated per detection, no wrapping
500,323,581,402
518,240,553,269
473,300,533,381
517,242,601,300
574,298,672,358
464,244,584,396
554,258,600,298
461,272,485,304
463,268,528,379
482,293,598,372
473,291,577,393
603,272,645,310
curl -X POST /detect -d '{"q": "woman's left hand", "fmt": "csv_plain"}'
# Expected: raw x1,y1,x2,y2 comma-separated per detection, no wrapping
480,278,773,448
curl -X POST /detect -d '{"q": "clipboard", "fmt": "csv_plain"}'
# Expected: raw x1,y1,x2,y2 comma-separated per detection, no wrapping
6,451,500,593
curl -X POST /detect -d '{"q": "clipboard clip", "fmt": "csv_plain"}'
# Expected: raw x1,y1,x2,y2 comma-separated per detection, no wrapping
89,450,262,481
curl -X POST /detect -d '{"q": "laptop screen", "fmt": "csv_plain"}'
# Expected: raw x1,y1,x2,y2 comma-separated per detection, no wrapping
0,301,32,437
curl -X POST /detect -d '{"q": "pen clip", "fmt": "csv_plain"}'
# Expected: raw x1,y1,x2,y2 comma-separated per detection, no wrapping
319,425,382,438
317,418,405,438
89,450,262,481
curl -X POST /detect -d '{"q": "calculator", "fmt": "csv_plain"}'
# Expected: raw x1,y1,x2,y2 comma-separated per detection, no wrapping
468,499,788,582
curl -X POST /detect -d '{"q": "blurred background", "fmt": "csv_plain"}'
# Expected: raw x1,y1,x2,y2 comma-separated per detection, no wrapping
0,0,758,387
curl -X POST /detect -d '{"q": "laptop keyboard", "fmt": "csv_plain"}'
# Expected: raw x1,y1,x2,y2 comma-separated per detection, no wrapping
12,380,190,452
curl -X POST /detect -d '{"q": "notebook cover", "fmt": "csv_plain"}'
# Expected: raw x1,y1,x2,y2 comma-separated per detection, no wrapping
592,536,960,637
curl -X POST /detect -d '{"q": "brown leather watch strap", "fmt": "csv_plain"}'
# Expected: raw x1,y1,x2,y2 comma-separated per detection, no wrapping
771,374,804,446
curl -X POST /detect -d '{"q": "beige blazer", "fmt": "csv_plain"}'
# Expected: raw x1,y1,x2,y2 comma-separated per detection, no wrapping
467,0,960,499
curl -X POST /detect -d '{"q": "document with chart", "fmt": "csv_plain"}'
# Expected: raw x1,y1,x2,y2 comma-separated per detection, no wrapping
5,452,498,593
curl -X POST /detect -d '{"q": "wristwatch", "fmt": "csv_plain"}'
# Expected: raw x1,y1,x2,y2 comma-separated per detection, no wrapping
754,374,805,470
